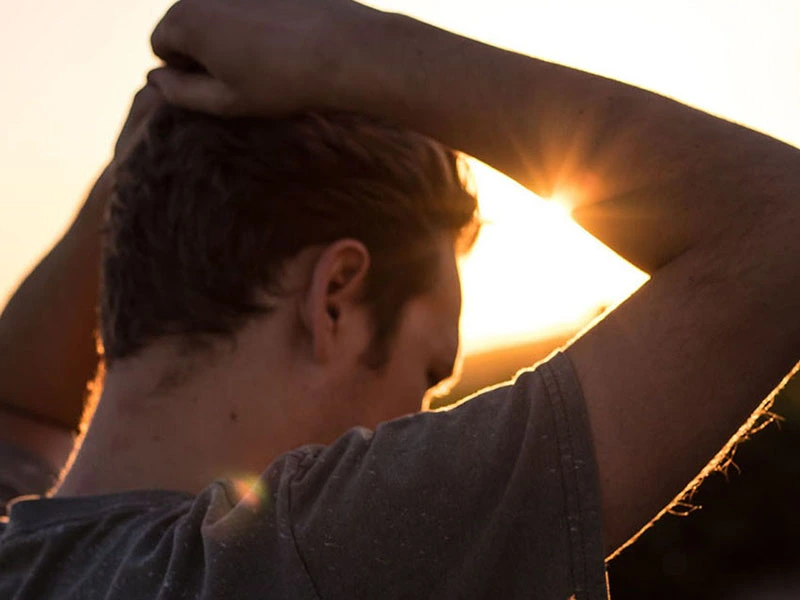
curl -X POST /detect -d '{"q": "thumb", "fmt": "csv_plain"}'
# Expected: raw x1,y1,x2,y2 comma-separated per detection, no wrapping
147,67,240,116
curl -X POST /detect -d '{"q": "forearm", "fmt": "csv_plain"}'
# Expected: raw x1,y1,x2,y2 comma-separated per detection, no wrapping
0,169,109,431
342,12,800,273
350,18,800,550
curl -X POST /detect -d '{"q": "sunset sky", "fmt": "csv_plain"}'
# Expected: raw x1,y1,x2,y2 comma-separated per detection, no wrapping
1,0,798,354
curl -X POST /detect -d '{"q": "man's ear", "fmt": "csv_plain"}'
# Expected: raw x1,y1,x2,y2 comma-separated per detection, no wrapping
302,239,371,364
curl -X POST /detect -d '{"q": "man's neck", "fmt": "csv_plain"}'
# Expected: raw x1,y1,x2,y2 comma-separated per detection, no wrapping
55,338,331,497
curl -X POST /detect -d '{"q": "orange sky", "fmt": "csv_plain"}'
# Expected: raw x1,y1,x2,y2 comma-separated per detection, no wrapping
1,0,798,354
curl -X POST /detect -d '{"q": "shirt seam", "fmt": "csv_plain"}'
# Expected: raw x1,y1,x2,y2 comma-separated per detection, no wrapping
283,452,325,600
540,355,591,597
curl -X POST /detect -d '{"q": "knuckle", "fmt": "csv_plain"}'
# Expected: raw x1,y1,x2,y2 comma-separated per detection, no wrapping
152,1,193,53
164,0,190,26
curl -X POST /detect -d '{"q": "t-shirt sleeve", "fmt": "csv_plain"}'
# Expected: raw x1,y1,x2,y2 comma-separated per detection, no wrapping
287,352,609,600
0,443,58,516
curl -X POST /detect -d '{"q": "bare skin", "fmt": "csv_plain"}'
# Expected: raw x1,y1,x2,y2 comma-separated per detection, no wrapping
146,0,800,557
57,236,462,496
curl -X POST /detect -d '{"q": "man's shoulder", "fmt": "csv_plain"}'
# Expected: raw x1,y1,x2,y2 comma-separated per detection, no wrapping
0,473,319,599
0,353,607,599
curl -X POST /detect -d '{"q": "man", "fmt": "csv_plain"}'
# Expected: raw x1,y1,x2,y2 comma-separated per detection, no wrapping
1,0,799,598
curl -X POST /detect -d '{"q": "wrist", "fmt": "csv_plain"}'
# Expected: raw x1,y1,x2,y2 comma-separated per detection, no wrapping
322,11,490,149
322,9,417,118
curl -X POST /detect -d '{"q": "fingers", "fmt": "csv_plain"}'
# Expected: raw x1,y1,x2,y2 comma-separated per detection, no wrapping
151,0,211,68
147,67,240,116
150,1,238,115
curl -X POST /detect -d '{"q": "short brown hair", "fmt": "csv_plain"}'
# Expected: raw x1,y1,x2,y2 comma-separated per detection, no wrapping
101,107,479,368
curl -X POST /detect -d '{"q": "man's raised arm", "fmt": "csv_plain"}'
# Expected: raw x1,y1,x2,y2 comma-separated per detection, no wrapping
0,168,108,475
148,0,800,556
0,85,163,484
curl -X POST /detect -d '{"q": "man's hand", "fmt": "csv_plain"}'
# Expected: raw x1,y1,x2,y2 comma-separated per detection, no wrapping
149,0,372,116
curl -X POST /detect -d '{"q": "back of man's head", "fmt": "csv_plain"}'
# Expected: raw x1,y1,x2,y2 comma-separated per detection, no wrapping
101,106,479,369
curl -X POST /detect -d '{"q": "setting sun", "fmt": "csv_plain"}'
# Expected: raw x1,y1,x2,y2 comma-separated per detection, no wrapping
459,160,647,353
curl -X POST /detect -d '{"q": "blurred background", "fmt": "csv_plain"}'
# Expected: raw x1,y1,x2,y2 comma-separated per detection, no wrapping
1,1,798,597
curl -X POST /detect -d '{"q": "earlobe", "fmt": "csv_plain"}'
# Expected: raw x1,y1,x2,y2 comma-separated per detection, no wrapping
302,239,371,365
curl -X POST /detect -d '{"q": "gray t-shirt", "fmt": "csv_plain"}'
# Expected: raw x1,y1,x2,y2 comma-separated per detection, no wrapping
0,352,609,599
